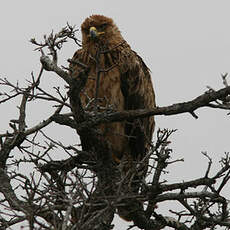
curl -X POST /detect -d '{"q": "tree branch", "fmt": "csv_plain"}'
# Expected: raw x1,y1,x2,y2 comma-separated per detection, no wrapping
40,53,71,84
75,86,230,130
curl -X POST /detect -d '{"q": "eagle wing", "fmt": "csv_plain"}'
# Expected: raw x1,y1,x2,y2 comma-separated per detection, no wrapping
119,48,156,161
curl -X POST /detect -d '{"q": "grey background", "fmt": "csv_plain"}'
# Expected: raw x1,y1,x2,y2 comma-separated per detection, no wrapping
1,0,230,229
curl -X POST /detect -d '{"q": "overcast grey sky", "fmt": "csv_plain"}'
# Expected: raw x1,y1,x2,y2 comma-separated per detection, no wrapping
1,1,230,229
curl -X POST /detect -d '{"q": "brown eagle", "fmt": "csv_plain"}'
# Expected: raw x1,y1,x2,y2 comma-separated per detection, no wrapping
70,14,155,172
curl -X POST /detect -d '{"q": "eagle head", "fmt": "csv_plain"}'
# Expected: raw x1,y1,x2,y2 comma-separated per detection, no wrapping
81,15,123,47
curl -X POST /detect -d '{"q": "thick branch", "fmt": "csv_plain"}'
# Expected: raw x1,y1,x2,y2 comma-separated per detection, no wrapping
40,54,71,84
159,177,216,192
154,191,218,203
39,151,93,173
77,86,230,130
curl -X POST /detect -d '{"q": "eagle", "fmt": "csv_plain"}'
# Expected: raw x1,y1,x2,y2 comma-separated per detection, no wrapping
69,14,155,184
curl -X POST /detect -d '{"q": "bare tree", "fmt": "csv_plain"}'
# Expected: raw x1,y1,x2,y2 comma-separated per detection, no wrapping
0,25,230,230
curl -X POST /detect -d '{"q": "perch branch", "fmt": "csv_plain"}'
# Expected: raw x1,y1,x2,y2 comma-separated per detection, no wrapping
76,86,230,130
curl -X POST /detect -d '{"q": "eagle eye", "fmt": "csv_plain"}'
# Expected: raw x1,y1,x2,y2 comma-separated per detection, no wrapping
99,23,108,30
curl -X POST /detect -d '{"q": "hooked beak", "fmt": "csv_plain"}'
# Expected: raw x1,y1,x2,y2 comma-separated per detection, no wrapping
89,26,105,39
89,27,97,38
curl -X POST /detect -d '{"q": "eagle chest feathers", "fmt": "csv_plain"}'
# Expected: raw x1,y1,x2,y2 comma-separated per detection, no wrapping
69,14,156,163
83,53,125,111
